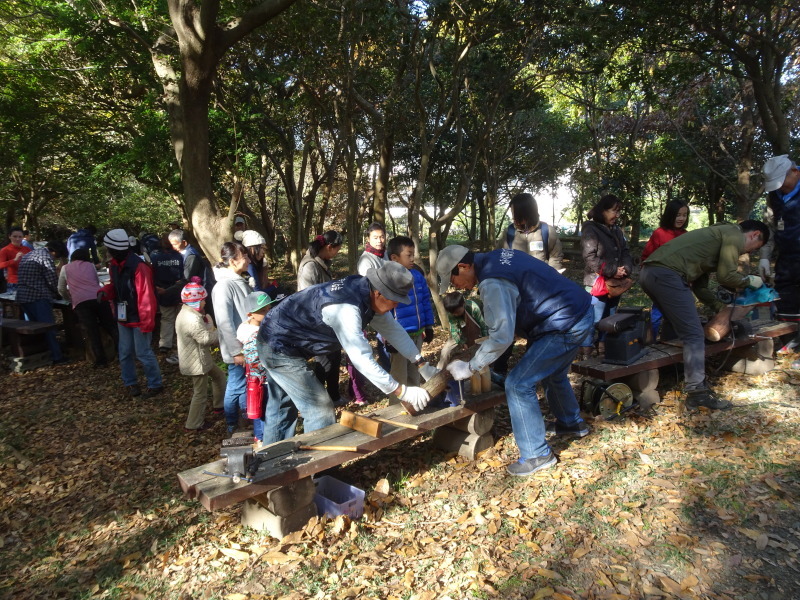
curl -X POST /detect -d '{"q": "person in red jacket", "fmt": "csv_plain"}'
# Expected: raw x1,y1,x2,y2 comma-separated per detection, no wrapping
100,228,163,398
0,227,32,292
640,200,689,338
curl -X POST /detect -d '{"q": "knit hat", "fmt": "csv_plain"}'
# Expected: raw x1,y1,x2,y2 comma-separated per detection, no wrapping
763,155,793,193
103,228,130,251
241,230,266,247
181,276,208,304
435,245,469,294
366,262,412,304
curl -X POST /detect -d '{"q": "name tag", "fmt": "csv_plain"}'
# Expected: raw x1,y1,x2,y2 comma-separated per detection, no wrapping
778,218,785,231
529,241,544,252
116,302,127,322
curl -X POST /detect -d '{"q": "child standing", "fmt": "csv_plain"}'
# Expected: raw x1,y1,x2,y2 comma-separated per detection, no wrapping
236,289,287,442
386,236,435,386
438,291,489,368
176,277,225,432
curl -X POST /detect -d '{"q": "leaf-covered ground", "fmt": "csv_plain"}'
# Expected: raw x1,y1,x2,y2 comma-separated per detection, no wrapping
2,336,800,600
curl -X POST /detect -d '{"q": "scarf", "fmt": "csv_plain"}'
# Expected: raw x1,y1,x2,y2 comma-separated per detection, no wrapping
365,243,385,258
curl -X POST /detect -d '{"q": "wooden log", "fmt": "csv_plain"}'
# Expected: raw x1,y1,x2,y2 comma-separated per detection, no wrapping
340,410,383,438
450,407,495,436
704,305,753,341
371,416,420,430
403,344,483,415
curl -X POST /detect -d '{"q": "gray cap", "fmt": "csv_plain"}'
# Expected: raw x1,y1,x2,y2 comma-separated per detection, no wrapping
435,245,469,294
366,262,412,304
763,155,793,193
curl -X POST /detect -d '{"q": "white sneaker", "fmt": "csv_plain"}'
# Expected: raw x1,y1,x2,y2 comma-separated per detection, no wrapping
166,355,180,365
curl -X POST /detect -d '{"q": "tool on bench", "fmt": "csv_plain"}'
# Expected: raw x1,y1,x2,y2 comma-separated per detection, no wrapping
597,307,650,365
295,442,359,452
340,410,383,437
371,415,420,430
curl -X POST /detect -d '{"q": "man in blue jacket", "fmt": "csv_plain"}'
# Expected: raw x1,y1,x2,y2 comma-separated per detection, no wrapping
258,261,438,445
436,245,593,477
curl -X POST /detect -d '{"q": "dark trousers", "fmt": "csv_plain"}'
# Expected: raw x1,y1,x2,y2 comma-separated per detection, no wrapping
74,299,118,365
313,350,342,403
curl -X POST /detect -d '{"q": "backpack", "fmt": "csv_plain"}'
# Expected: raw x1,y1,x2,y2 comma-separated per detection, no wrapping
506,222,549,261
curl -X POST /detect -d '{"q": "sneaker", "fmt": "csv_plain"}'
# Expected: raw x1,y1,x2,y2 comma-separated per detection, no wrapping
185,421,213,433
778,340,798,355
545,420,590,438
352,398,368,406
506,451,558,477
332,397,348,407
158,347,171,354
127,384,142,398
165,355,180,365
685,389,732,410
142,386,164,399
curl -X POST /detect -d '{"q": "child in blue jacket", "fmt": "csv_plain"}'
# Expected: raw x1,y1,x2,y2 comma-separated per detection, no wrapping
387,236,436,386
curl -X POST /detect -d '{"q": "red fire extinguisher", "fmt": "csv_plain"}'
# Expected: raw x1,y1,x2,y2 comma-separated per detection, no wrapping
245,363,264,420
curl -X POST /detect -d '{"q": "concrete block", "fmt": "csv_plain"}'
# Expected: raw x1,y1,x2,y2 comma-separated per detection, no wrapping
622,369,659,392
450,408,495,436
634,389,661,410
241,498,317,539
253,478,316,517
723,339,775,375
432,426,493,460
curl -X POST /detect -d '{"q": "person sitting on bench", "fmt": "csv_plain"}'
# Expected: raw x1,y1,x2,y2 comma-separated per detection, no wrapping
436,245,594,477
256,261,439,445
639,220,769,410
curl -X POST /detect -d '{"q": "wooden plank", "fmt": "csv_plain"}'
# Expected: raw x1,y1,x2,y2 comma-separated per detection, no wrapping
572,319,796,381
188,388,507,511
1,318,57,335
340,410,383,438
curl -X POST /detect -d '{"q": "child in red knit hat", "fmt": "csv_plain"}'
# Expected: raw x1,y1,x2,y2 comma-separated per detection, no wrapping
175,277,225,432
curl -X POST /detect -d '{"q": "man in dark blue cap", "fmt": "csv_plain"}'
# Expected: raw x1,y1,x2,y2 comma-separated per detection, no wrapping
258,261,438,444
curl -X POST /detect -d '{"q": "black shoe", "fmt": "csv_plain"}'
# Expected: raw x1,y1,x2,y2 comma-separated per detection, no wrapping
142,386,164,399
127,384,142,397
506,451,557,476
686,389,732,410
93,360,108,369
185,421,213,433
545,420,591,438
52,358,71,366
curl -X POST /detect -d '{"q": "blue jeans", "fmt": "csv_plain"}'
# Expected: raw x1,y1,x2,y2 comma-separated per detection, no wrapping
583,291,620,346
21,299,62,362
117,324,162,388
505,307,593,461
224,362,247,431
258,341,336,445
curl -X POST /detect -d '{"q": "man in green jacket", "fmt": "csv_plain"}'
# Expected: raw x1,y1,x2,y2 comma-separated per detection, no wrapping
640,220,769,410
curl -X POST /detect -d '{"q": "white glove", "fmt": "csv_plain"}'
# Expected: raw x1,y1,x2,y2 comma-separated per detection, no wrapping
418,362,440,381
758,258,771,280
747,275,763,289
399,386,431,412
447,360,473,381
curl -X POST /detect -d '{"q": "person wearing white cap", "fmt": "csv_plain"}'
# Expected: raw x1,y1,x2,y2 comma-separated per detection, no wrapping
100,228,164,398
760,156,800,351
257,261,439,445
435,245,593,477
241,230,272,292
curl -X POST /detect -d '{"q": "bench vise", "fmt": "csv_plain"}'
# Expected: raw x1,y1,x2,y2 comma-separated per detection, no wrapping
219,437,259,483
597,307,650,365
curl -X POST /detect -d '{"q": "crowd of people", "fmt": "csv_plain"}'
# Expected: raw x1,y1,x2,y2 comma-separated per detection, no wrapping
1,154,797,475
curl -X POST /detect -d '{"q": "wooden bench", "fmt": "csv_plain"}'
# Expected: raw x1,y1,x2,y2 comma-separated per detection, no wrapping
1,318,59,372
571,319,797,410
178,387,505,537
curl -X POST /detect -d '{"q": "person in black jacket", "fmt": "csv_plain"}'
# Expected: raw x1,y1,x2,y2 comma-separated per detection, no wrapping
580,194,634,357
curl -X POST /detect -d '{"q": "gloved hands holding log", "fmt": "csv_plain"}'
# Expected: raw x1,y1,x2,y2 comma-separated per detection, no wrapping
397,385,431,412
747,275,763,289
447,359,473,381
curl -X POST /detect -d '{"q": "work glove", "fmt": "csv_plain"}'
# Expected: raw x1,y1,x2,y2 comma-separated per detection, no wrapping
399,385,431,412
758,258,772,281
747,275,763,289
418,362,440,381
447,359,473,381
423,327,434,344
